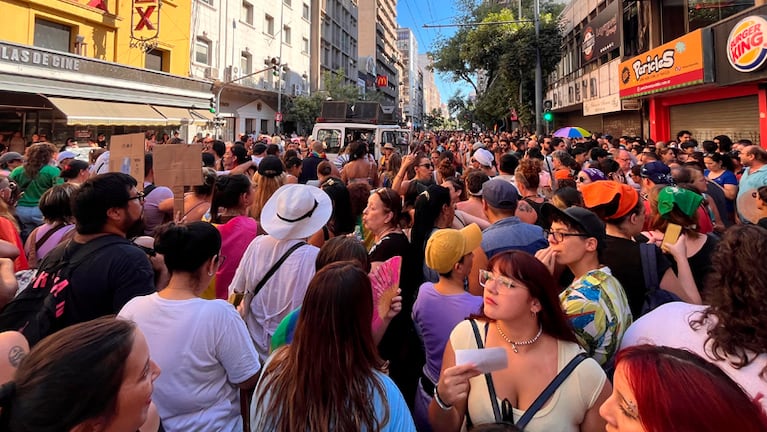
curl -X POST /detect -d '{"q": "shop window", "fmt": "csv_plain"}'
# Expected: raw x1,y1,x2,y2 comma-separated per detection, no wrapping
145,49,166,72
688,0,753,31
34,18,71,53
195,38,211,65
242,1,254,25
265,14,275,36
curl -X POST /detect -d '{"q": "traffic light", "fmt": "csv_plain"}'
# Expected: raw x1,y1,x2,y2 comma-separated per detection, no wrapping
543,109,553,122
270,57,280,76
209,97,216,114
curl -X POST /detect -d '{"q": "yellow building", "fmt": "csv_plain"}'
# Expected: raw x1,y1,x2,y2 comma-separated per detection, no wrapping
0,0,210,142
0,0,190,74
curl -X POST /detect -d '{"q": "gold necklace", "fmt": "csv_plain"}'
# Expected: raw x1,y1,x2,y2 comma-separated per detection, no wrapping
496,322,543,353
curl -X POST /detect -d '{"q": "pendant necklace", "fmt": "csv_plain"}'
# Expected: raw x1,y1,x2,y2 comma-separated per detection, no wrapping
496,322,543,353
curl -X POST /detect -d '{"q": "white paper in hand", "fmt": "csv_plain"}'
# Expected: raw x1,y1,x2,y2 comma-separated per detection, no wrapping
454,347,508,374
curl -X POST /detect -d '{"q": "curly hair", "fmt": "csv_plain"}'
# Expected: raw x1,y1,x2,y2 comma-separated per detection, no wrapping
23,143,56,179
514,158,541,190
690,224,767,378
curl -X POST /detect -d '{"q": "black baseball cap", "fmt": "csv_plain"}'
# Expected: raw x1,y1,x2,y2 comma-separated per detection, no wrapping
541,203,606,250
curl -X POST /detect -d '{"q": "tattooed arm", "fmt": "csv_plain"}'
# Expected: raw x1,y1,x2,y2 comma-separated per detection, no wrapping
0,331,29,383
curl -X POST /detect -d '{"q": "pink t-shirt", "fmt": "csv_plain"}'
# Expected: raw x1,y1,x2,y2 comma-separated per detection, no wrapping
215,216,259,299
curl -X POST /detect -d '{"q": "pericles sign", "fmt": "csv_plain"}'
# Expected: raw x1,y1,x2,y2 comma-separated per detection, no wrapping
726,15,767,72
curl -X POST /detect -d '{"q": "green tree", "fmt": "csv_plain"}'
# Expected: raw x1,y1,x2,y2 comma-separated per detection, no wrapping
430,3,562,130
287,69,362,133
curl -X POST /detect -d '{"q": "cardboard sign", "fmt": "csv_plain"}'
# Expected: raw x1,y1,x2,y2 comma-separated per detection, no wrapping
108,133,145,189
153,144,203,217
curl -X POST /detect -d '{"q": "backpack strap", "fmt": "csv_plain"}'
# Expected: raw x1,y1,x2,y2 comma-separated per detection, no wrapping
514,352,589,430
639,242,659,292
143,183,157,196
34,224,69,253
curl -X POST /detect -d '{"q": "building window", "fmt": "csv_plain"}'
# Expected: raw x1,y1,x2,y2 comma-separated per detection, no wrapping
241,52,252,75
303,3,310,20
34,18,71,53
242,1,254,25
195,38,210,65
688,0,753,31
145,49,165,71
265,14,275,35
284,0,292,7
302,37,309,54
283,26,291,44
199,0,214,5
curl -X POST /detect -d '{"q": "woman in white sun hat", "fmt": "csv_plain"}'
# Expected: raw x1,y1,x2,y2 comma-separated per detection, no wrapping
229,183,332,362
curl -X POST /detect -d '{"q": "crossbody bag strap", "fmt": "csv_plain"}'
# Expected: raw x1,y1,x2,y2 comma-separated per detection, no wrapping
240,241,307,319
515,352,589,430
469,319,503,423
34,223,68,253
250,241,306,297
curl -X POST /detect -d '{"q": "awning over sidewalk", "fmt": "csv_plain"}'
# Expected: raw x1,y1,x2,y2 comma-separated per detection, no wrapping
47,97,168,126
152,105,213,125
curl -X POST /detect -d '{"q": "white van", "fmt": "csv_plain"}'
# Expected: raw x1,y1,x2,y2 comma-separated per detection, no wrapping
311,122,411,164
310,101,411,167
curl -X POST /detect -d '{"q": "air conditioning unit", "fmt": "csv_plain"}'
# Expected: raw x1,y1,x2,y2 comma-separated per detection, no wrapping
204,67,219,79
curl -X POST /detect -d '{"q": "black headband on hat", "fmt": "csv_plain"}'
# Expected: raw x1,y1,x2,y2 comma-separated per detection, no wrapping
277,199,318,223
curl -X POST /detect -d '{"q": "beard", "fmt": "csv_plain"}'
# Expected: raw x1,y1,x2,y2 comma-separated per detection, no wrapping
124,212,146,238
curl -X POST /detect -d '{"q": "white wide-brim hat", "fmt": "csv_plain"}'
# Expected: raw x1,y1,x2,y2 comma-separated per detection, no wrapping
261,184,332,240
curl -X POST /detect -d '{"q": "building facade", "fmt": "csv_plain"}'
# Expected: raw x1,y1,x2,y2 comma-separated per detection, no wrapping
0,0,211,143
547,0,761,142
419,53,442,116
310,0,359,94
192,0,312,139
357,0,399,107
397,28,423,128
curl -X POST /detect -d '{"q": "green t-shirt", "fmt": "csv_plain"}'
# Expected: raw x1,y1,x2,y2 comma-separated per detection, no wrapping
10,164,63,207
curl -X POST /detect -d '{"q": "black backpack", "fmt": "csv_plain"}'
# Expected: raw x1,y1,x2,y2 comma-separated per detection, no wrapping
0,235,124,346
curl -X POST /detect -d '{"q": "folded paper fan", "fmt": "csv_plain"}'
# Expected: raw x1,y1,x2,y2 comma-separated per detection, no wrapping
369,255,402,320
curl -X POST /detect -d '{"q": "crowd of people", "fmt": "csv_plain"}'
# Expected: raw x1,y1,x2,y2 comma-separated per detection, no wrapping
0,128,762,431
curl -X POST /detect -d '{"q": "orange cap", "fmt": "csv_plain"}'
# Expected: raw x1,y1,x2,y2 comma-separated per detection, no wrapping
581,181,639,220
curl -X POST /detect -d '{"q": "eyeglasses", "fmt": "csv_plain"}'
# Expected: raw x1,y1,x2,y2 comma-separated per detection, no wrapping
127,191,145,204
544,229,589,243
479,269,517,291
419,163,434,169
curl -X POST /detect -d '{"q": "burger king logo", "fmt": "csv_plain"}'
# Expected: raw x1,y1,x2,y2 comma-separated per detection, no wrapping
727,15,767,73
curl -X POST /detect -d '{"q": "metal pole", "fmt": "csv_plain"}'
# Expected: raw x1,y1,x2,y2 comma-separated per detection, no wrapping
534,0,542,136
277,4,284,135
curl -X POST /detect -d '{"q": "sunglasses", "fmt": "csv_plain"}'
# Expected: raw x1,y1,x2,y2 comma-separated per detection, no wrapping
419,163,434,169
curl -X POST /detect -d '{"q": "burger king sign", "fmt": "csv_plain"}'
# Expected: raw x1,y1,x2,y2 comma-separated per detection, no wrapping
727,15,767,72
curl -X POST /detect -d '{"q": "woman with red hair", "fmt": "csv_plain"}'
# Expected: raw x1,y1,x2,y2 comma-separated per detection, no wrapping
600,344,767,431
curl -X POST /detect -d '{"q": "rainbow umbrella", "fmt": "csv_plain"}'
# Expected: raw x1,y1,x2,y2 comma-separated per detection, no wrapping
552,126,591,138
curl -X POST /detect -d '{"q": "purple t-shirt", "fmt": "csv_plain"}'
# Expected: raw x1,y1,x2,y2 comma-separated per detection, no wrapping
412,282,483,381
143,182,174,235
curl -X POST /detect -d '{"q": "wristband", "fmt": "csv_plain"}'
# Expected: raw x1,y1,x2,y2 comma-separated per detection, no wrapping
434,384,453,410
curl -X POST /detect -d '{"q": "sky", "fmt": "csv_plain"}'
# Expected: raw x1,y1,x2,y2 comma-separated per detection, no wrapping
396,0,472,106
